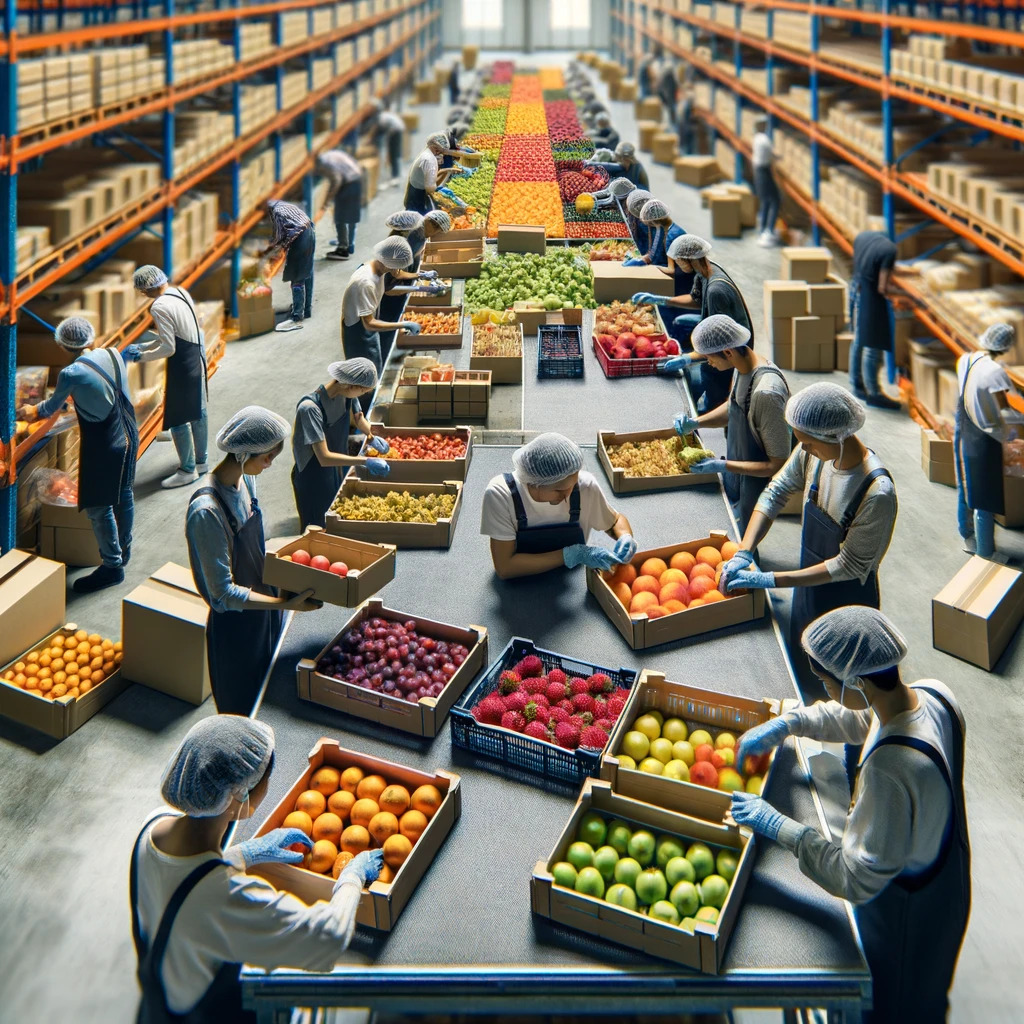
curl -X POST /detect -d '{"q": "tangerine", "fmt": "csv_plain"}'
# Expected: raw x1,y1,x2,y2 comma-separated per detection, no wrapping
309,839,338,873
612,581,632,606
328,790,356,819
309,766,341,795
410,785,442,819
378,785,411,817
340,825,370,855
608,562,638,588
721,541,739,561
629,591,659,614
350,798,380,828
689,562,716,582
669,550,697,574
356,774,388,802
340,766,364,793
331,851,355,879
312,812,343,845
696,546,723,568
659,568,688,587
378,863,395,884
79,679,93,693
51,683,67,698
662,599,688,613
382,833,413,868
369,811,400,846
640,557,668,578
295,789,327,817
631,575,660,596
283,810,314,836
74,630,88,642
399,808,429,841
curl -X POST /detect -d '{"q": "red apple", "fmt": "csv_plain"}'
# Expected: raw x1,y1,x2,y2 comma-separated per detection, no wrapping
665,340,681,355
618,332,637,349
634,339,654,359
329,561,349,576
291,549,312,566
310,554,331,571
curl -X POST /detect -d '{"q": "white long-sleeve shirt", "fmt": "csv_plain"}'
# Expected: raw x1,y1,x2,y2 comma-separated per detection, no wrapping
137,286,202,362
775,682,959,905
136,813,362,1014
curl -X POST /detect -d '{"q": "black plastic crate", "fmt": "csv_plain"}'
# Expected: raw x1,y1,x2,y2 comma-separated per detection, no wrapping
449,637,637,785
537,324,584,379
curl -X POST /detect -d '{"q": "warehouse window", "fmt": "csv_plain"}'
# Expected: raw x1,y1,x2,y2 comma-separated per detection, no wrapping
550,0,591,30
461,0,503,29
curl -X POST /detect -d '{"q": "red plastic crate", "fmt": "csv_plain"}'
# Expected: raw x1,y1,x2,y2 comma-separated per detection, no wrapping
592,336,662,378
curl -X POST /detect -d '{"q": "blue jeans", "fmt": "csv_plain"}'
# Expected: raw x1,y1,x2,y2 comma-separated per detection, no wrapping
84,481,134,568
291,274,313,321
954,425,996,557
755,167,780,234
171,410,209,473
849,339,885,396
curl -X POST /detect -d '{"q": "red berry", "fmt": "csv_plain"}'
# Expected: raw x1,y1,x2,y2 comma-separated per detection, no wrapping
524,721,550,740
554,722,581,749
547,668,567,685
580,725,610,750
546,682,568,703
501,710,526,732
548,706,571,725
569,678,591,696
503,691,529,713
572,693,595,714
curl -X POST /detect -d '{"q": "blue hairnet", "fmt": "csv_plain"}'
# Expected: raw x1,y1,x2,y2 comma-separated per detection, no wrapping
801,606,908,681
54,317,95,351
512,433,584,486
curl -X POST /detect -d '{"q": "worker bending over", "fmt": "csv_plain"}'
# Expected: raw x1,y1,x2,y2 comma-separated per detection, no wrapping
589,142,649,189
261,199,315,334
849,229,900,409
405,132,463,214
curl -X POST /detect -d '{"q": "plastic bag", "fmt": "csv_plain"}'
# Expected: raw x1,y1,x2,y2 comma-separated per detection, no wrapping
25,468,78,507
15,367,48,406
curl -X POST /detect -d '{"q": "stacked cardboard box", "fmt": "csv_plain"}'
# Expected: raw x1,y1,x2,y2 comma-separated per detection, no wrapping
818,164,883,239
237,21,275,61
118,193,219,278
776,129,815,196
926,150,1024,241
700,182,757,235
238,83,278,135
908,344,958,415
16,226,53,275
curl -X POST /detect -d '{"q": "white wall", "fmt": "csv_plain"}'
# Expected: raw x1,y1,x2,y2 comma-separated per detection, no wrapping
444,0,609,52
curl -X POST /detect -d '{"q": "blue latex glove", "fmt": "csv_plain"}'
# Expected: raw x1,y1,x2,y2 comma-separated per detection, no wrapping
673,412,699,435
630,291,667,306
399,321,422,335
672,313,698,328
368,435,390,454
334,848,384,891
232,828,312,869
730,792,786,841
613,534,637,563
726,567,776,592
563,544,623,571
419,270,439,280
690,457,726,475
623,257,647,266
365,458,390,477
736,717,790,771
718,549,755,593
662,354,695,373
123,344,143,363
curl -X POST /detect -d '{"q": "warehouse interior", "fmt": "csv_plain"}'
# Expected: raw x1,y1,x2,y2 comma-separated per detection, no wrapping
2,2,1024,1023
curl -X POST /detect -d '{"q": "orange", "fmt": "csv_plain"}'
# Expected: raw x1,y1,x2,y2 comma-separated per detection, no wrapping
51,658,65,671
659,568,687,587
63,636,77,650
74,629,88,641
608,562,638,588
689,577,716,600
410,785,442,819
378,785,411,817
369,811,400,846
312,812,343,845
328,790,356,819
89,645,103,660
630,575,660,596
283,810,313,836
13,662,26,673
399,809,428,841
38,653,51,667
688,598,705,607
87,633,101,645
611,582,632,607
51,683,67,698
669,550,697,574
720,541,739,561
658,581,688,605
309,766,341,796
356,774,388,802
37,677,53,693
340,825,370,855
26,652,39,664
332,851,355,879
13,673,26,688
340,766,364,793
378,863,395,884
350,798,380,828
689,562,716,583
67,688,80,698
309,839,338,874
702,590,726,603
113,640,123,652
640,557,668,578
79,679,93,693
382,833,413,868
24,664,38,678
646,605,669,619
662,599,687,613
629,591,659,614
695,545,723,568
294,790,327,818
101,639,113,651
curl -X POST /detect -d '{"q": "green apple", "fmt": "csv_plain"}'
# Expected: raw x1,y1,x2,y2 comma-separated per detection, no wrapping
715,732,736,750
621,730,650,761
689,729,712,748
574,866,605,898
695,905,720,925
577,811,607,848
665,856,696,886
606,819,632,855
605,883,638,910
567,841,594,871
698,874,730,909
649,737,674,764
685,842,715,881
614,856,642,889
634,867,668,906
617,754,636,770
672,740,695,766
716,850,739,882
627,829,656,866
745,775,763,795
655,835,685,870
639,757,665,775
647,709,665,726
551,862,577,888
663,759,690,781
669,879,700,917
649,900,680,925
593,845,620,881
661,717,688,743
634,714,662,741
718,768,744,793
680,916,697,933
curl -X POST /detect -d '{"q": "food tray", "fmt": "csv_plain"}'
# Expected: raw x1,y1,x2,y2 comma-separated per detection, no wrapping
592,305,669,379
356,426,474,483
597,428,718,494
538,323,584,379
394,305,464,350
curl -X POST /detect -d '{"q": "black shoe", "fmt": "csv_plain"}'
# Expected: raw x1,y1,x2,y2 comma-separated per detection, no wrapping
73,564,125,594
852,386,869,401
326,247,350,261
865,393,901,410
120,545,130,568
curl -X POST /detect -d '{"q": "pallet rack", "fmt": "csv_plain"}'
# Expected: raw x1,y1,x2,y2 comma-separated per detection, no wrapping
610,0,1024,394
1,0,443,550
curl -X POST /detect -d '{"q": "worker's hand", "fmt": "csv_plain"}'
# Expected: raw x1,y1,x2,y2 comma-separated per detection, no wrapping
123,344,143,363
368,435,390,454
689,456,726,475
661,354,695,374
18,404,38,422
735,717,790,770
563,544,623,571
631,291,667,306
613,534,638,564
725,566,775,592
233,828,313,869
283,588,322,612
398,321,422,335
718,549,755,593
365,457,390,477
729,792,786,841
335,849,384,891
419,270,439,280
673,412,699,435
622,257,647,267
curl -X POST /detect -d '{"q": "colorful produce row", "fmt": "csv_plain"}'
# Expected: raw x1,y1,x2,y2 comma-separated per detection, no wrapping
377,433,467,461
604,547,740,618
2,629,121,701
605,436,714,479
464,249,596,311
329,491,457,524
486,182,565,238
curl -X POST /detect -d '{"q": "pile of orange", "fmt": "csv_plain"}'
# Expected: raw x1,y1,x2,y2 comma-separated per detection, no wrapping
603,543,741,618
403,311,461,335
505,102,548,134
486,182,565,238
280,763,444,884
1,629,121,700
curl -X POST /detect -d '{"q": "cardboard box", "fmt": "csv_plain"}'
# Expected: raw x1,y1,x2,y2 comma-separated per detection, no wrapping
0,549,66,670
998,474,1024,528
652,132,679,165
792,316,835,371
406,279,452,306
512,303,548,334
780,246,832,283
496,224,546,255
121,563,211,705
357,426,473,482
592,262,676,302
587,533,766,649
295,598,488,736
808,282,846,316
921,428,956,487
674,156,722,187
325,479,463,549
531,779,754,973
932,556,1024,670
601,670,784,822
421,239,485,278
597,428,719,494
709,194,742,238
250,738,460,929
236,291,275,338
395,306,464,350
764,281,808,318
836,330,853,372
637,97,664,120
38,502,101,566
470,322,523,383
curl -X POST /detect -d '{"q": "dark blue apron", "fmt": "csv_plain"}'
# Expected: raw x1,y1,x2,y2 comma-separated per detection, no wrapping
623,210,649,255
403,176,434,215
77,349,140,510
377,271,409,366
291,389,352,530
160,289,207,430
852,273,893,352
503,473,585,554
130,813,252,1024
697,266,753,413
189,484,281,716
853,685,970,1024
282,224,315,282
954,355,1005,515
342,266,383,413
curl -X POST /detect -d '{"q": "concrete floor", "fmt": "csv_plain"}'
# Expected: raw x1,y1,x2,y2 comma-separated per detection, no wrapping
0,56,1022,1024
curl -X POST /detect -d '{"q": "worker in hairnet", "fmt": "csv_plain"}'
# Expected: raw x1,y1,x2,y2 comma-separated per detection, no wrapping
317,148,363,261
627,198,683,268
719,384,898,697
672,315,792,532
730,606,969,1024
259,199,315,333
955,322,1024,559
849,229,900,409
482,433,635,580
19,317,137,594
589,141,649,189
363,98,406,190
605,178,643,252
404,132,464,214
292,359,391,531
589,112,621,152
439,123,473,171
132,715,383,1022
619,188,652,258
129,265,209,490
186,406,321,715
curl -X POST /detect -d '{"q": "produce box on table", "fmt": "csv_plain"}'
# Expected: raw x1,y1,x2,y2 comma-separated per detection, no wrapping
296,598,488,736
421,239,485,278
587,533,766,650
407,279,452,306
263,527,397,606
590,261,675,302
597,428,718,494
449,636,638,786
250,737,460,930
601,670,786,822
395,306,464,350
592,301,677,379
537,323,584,379
470,321,523,383
356,425,473,482
326,478,464,549
530,778,754,973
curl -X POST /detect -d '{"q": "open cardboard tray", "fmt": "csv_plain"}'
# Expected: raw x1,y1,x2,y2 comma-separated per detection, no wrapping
597,428,719,494
356,425,474,483
469,321,524,383
601,670,785,822
325,478,464,549
263,527,397,606
250,738,460,930
421,239,485,278
586,533,766,650
395,305,464,350
530,778,754,973
592,305,671,379
407,279,453,305
0,623,128,739
296,598,488,736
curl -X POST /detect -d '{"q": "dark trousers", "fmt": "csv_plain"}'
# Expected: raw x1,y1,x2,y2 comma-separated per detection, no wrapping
387,131,402,179
333,179,362,249
755,166,780,234
291,274,313,320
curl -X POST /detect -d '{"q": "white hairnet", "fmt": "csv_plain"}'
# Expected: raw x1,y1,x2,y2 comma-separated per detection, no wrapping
692,314,751,354
385,210,424,231
512,432,584,486
215,405,291,461
785,383,866,441
133,265,168,292
427,132,449,149
640,198,670,224
54,317,95,351
593,148,615,162
615,142,636,159
373,236,414,269
668,234,711,261
329,357,378,389
625,190,652,215
161,715,275,817
424,210,451,232
607,177,636,198
595,112,611,125
801,606,908,681
980,322,1015,353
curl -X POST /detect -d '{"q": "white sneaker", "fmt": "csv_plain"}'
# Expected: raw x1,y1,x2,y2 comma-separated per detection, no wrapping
195,463,209,475
161,468,198,489
757,231,773,247
275,319,303,332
